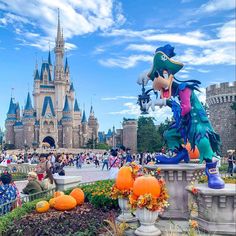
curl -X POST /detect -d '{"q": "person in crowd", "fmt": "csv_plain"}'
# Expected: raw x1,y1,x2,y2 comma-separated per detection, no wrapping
94,155,100,168
227,150,236,177
53,154,66,176
109,149,120,179
41,168,56,190
0,172,18,215
35,154,51,181
102,152,109,171
125,148,132,163
76,153,83,169
22,172,43,195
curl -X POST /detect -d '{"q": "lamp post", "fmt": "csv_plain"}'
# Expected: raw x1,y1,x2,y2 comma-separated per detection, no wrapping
137,79,153,114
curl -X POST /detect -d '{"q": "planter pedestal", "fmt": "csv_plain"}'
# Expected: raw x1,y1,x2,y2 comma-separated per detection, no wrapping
146,163,205,220
117,198,138,223
186,184,236,235
135,208,161,236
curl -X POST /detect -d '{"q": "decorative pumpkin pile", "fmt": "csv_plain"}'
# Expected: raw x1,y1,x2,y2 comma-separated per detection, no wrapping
36,188,85,213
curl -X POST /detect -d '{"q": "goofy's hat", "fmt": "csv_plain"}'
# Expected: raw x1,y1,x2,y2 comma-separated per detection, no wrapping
148,44,184,81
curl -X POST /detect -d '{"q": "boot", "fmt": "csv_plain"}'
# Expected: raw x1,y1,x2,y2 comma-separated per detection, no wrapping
155,148,189,164
205,162,225,189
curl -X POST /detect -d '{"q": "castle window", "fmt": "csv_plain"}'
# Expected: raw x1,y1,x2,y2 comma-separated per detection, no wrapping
49,121,54,126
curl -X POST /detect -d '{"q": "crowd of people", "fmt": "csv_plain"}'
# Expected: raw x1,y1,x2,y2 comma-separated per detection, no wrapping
1,147,235,215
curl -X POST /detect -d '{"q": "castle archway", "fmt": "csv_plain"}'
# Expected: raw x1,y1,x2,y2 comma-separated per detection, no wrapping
42,136,55,148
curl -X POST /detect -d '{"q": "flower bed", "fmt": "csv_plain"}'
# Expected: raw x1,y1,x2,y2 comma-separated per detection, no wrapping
5,203,116,236
1,180,119,235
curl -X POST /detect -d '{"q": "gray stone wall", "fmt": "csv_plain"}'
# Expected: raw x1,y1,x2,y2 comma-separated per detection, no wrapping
22,121,35,148
14,127,24,148
73,128,80,148
62,122,73,148
206,81,236,156
122,119,137,154
5,121,15,145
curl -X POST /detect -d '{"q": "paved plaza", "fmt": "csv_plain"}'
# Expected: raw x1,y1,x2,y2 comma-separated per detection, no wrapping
15,163,110,193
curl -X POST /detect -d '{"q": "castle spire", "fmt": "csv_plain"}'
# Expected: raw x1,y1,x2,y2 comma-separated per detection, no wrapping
56,8,61,42
90,105,94,114
74,99,80,112
82,110,87,123
62,95,70,112
24,92,33,110
48,50,52,65
7,97,16,115
65,57,69,72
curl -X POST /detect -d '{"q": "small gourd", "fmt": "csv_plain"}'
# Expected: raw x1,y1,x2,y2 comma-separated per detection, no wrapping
36,200,50,213
49,198,56,208
54,191,64,198
54,195,77,211
70,188,85,205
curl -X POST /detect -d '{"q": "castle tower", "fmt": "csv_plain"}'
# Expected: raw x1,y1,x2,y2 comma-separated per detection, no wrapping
61,95,73,148
122,119,137,154
81,110,88,146
206,81,236,155
5,98,17,145
54,10,66,120
73,99,81,148
88,105,99,141
22,92,35,147
33,62,40,119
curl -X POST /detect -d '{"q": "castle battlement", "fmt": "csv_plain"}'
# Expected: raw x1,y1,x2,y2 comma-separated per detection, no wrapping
206,81,236,92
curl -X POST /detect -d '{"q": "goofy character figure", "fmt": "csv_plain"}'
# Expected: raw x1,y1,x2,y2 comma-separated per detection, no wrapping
138,44,224,189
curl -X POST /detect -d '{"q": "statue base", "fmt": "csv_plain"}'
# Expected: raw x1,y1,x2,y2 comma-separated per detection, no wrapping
186,183,236,235
146,163,205,220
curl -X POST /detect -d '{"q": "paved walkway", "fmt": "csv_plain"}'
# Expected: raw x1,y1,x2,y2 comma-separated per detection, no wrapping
15,163,110,193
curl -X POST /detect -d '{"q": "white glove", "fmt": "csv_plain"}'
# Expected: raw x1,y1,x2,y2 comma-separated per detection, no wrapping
137,73,149,86
151,98,166,111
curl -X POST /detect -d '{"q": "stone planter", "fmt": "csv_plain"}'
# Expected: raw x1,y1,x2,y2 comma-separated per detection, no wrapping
186,184,236,235
135,208,161,236
117,198,137,223
146,163,205,220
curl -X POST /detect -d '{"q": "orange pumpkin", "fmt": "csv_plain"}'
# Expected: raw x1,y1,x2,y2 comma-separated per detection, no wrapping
36,200,50,213
70,188,85,205
49,198,56,208
133,176,161,198
54,195,77,211
115,166,134,191
185,142,200,159
54,191,64,198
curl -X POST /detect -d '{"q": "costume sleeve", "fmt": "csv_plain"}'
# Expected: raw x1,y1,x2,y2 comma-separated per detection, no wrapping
179,88,192,116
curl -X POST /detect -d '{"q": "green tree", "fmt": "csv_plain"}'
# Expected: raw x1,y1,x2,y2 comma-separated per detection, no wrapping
137,117,162,153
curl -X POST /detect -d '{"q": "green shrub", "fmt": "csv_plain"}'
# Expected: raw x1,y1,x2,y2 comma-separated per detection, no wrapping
65,180,119,210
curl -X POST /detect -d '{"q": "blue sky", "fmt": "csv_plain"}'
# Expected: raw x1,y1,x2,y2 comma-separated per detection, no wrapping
0,0,235,132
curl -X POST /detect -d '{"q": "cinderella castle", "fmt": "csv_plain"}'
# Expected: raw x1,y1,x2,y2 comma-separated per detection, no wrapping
5,14,99,149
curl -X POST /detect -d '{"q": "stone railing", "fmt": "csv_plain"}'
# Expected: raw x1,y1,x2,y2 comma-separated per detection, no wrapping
186,184,236,235
0,163,37,174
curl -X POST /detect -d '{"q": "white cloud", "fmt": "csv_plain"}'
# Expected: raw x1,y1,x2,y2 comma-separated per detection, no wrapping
109,102,172,124
199,0,236,13
126,44,156,53
0,0,125,51
195,88,206,104
101,96,137,101
99,54,152,68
